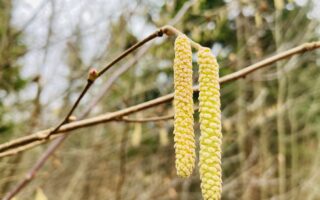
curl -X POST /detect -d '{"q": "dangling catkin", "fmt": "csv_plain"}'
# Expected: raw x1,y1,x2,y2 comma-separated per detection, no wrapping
173,34,195,178
198,47,222,200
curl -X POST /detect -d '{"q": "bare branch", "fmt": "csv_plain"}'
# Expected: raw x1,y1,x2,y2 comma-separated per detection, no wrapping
118,114,174,123
219,41,320,84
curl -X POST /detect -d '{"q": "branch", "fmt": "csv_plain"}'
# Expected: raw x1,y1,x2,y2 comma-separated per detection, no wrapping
0,113,176,158
118,114,174,123
0,92,176,158
218,41,320,83
117,106,200,123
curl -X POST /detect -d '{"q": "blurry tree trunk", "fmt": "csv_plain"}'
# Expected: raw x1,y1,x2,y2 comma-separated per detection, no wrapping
0,156,22,195
275,6,287,199
245,15,270,199
61,146,91,200
288,64,298,195
236,13,248,200
115,129,128,200
0,0,11,64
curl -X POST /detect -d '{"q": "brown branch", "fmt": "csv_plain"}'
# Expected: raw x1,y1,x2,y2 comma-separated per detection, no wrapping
0,141,44,158
46,79,93,139
1,91,175,155
0,91,176,158
97,29,165,77
218,41,320,83
118,114,174,123
0,112,173,158
2,40,320,158
117,106,200,123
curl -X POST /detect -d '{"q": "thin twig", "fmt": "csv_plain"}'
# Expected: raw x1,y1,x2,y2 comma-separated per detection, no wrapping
218,41,320,83
97,29,165,77
118,106,200,123
162,25,202,49
81,0,196,117
46,79,93,138
0,141,44,158
118,114,174,123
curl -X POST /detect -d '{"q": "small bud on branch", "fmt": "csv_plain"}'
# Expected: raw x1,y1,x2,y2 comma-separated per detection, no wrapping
88,68,98,82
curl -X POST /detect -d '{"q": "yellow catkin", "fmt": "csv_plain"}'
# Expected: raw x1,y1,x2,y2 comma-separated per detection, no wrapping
198,47,222,200
173,34,195,178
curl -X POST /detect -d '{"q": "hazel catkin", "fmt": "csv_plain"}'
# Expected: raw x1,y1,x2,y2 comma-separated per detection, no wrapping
198,47,222,200
173,34,196,178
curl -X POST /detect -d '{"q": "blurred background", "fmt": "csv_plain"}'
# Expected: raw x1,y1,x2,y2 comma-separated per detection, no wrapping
1,0,320,199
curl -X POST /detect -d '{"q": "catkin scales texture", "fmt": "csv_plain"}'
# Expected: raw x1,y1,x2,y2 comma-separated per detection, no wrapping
198,47,222,200
173,35,195,178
